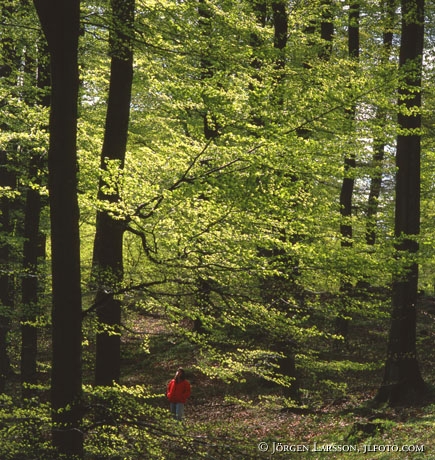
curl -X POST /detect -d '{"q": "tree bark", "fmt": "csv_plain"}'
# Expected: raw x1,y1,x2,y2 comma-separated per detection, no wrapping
92,0,135,387
33,0,83,456
21,34,50,399
376,0,426,405
336,2,359,340
198,0,220,140
339,1,359,245
0,1,18,393
320,0,334,59
365,0,396,246
20,155,43,396
0,151,15,393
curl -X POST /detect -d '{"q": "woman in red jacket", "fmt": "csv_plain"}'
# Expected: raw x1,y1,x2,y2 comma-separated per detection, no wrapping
166,367,191,421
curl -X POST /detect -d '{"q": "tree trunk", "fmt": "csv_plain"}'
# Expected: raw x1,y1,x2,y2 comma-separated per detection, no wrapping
376,0,426,405
33,0,83,456
336,2,359,340
0,1,18,393
339,2,359,242
365,139,385,246
198,0,220,140
365,0,396,246
21,34,50,399
92,0,135,387
320,0,334,59
20,155,43,396
0,151,16,393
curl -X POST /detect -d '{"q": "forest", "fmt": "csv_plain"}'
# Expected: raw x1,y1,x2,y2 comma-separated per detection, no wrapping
0,0,434,458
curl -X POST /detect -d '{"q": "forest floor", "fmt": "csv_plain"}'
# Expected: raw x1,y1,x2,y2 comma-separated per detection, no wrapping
113,304,435,460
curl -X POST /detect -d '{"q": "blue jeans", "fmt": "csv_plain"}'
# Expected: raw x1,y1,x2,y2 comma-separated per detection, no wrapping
170,402,185,421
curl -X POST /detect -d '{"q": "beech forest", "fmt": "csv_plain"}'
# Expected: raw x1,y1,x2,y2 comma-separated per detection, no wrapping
1,0,435,459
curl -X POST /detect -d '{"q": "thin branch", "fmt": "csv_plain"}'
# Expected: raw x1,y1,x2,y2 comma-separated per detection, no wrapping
247,81,398,154
133,139,213,220
82,279,167,317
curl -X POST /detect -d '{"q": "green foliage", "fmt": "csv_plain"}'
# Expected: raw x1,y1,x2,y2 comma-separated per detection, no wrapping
0,395,54,460
83,384,170,459
2,0,435,456
71,0,409,398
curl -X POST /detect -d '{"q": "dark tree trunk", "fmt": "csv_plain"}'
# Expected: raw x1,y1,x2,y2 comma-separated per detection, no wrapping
336,2,359,340
198,0,220,140
272,1,288,63
92,0,135,387
252,0,267,28
0,151,16,393
0,2,19,393
320,0,334,59
189,0,220,335
365,139,385,246
20,156,43,396
21,35,50,399
33,0,83,456
365,0,396,246
268,1,300,400
339,1,359,245
376,0,426,405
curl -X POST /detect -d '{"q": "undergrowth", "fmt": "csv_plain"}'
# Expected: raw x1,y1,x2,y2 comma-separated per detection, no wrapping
1,305,435,459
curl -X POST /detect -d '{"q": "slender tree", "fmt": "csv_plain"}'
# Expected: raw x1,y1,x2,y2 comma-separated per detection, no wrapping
198,0,220,140
20,153,44,396
92,0,135,386
0,1,18,394
0,151,15,394
365,0,397,246
336,1,360,339
339,2,360,243
20,32,50,398
320,0,334,59
269,0,301,398
376,0,426,405
32,0,83,456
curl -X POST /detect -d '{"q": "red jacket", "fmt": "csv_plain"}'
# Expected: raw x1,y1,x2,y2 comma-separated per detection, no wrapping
166,378,191,403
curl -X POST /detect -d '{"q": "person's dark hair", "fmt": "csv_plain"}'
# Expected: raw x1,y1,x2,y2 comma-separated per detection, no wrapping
175,367,185,382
